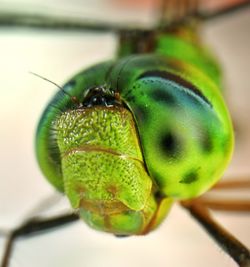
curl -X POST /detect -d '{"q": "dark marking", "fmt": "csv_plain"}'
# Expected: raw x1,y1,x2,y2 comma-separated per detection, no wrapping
151,88,176,105
202,133,213,153
154,191,167,202
160,132,180,158
179,171,199,184
138,70,212,108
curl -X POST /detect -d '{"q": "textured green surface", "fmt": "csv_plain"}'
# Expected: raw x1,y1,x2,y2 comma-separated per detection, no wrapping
56,107,151,210
36,62,114,191
56,107,142,159
55,106,172,235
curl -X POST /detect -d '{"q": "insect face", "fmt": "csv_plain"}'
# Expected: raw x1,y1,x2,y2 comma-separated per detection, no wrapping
36,52,233,235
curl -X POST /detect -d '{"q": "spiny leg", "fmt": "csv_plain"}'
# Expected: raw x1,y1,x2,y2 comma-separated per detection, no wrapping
181,179,250,267
1,213,79,267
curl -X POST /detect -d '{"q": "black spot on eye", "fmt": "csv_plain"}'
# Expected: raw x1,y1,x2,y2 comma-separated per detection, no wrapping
160,132,180,158
179,171,199,184
151,89,176,105
202,134,213,153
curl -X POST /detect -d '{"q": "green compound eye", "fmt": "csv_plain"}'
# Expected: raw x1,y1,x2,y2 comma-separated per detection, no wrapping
109,55,233,199
36,54,233,236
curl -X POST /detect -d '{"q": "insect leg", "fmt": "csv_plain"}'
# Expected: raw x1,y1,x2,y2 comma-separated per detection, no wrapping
201,178,250,211
212,178,250,190
188,198,250,212
180,200,250,267
1,213,79,267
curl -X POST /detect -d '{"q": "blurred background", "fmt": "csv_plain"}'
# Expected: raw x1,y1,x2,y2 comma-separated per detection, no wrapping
0,1,249,267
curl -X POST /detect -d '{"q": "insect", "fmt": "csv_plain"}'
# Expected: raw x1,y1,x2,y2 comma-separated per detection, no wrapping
0,0,250,267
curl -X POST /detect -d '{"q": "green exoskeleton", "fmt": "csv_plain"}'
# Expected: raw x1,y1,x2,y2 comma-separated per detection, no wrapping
36,24,233,235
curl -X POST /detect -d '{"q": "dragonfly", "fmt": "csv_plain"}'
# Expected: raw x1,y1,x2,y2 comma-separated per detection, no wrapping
0,0,249,266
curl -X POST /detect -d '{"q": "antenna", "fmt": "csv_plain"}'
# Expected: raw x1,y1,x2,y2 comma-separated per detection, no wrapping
29,71,80,105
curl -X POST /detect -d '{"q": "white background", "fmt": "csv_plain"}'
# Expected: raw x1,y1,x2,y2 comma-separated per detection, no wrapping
0,1,249,267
